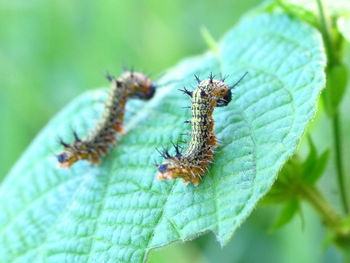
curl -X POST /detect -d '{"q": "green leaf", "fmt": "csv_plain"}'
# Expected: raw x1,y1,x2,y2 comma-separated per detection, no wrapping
302,135,330,184
265,135,330,205
337,16,350,41
323,64,348,116
262,156,302,204
270,199,299,231
0,13,326,262
303,149,330,185
303,135,318,174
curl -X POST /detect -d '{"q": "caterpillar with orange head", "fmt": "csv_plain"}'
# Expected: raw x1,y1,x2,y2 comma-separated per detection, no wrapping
57,70,156,169
155,72,248,186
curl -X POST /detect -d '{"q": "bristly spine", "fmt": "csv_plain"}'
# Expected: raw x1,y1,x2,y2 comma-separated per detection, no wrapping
156,72,248,186
178,87,192,97
57,70,157,169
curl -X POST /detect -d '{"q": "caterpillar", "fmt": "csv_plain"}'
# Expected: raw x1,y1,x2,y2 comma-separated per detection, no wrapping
155,72,247,186
57,70,156,169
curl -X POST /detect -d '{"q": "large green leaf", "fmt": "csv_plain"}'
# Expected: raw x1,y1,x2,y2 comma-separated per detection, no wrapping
0,13,325,263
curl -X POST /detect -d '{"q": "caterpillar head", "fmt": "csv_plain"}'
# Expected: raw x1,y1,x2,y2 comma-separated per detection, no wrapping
195,76,230,107
218,72,248,106
156,158,182,180
216,84,232,107
155,145,200,186
56,137,91,169
120,71,156,100
194,72,248,107
156,147,183,181
56,138,80,169
156,158,200,186
57,150,79,169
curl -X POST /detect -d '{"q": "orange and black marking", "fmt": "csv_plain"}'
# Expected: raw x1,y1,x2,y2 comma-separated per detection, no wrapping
156,72,247,186
57,70,156,169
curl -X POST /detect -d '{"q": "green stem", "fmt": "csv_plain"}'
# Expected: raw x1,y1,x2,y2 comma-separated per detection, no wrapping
298,184,350,248
333,113,349,213
316,0,349,214
316,0,334,65
299,184,340,230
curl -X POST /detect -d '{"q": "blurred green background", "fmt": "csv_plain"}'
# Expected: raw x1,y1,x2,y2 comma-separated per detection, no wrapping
0,0,348,262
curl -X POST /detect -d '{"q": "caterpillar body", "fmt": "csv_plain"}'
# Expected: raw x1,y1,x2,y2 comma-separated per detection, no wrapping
57,71,156,169
156,72,247,186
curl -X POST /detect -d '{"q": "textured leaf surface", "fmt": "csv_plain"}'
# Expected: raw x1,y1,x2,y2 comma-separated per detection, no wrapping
0,14,325,263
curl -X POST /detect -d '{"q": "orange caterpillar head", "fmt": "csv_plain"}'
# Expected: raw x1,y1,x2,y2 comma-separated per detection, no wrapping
56,135,85,169
119,71,156,100
197,73,231,107
57,148,79,169
157,159,201,186
191,72,249,107
156,146,200,185
181,73,235,108
56,127,107,169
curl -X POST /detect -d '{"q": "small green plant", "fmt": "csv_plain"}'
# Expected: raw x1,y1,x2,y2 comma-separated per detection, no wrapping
0,0,349,262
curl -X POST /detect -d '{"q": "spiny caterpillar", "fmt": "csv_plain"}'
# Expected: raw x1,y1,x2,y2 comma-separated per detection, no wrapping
155,72,247,186
57,70,156,169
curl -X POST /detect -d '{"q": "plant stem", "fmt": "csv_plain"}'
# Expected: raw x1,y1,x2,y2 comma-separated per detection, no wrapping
298,184,350,244
299,184,340,230
316,0,334,65
333,113,349,213
316,0,349,214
